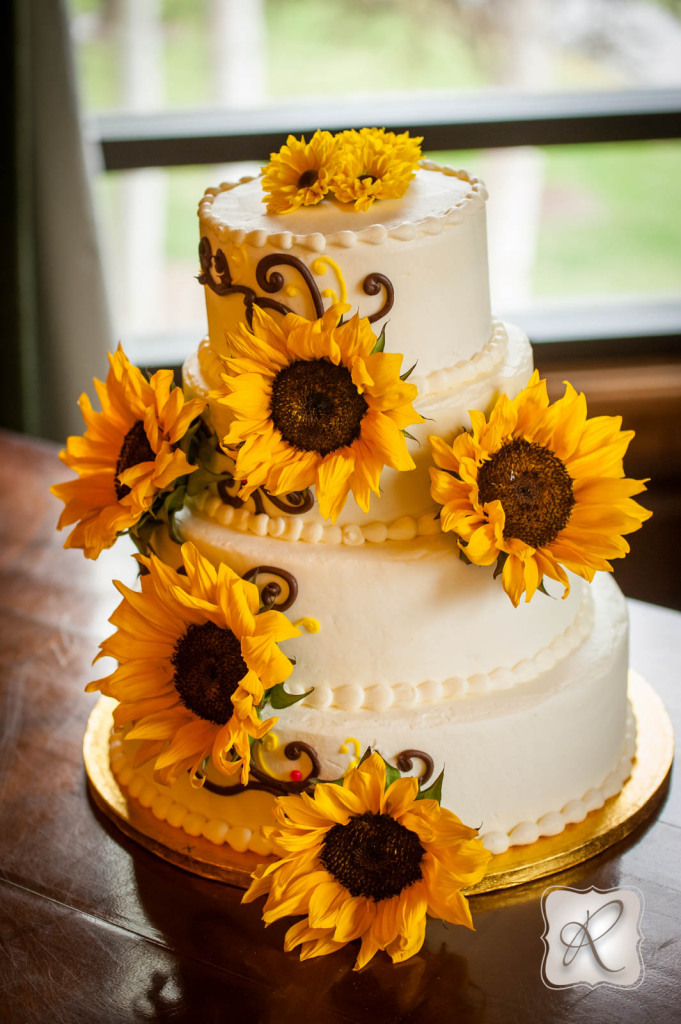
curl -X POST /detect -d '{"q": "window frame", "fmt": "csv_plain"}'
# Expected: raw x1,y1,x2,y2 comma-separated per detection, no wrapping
86,86,681,361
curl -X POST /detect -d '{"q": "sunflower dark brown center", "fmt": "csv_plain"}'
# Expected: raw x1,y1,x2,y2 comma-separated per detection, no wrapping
477,437,575,548
269,359,368,457
171,621,248,725
115,420,155,499
320,811,424,901
297,168,319,189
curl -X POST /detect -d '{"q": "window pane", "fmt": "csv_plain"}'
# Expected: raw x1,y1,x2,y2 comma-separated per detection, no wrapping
429,140,681,312
95,142,680,356
69,0,681,115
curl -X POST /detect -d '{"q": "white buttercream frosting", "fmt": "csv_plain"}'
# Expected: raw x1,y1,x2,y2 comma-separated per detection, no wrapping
113,158,636,863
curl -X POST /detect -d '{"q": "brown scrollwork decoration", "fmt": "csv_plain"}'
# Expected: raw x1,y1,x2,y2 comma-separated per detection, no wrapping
199,746,434,801
255,253,325,319
216,475,245,510
242,565,299,612
363,272,395,323
263,488,314,515
198,239,327,327
199,237,395,329
395,749,434,785
198,237,253,302
217,473,313,518
201,739,320,798
283,741,321,778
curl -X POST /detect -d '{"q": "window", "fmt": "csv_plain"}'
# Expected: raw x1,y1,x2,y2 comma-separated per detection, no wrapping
68,0,681,363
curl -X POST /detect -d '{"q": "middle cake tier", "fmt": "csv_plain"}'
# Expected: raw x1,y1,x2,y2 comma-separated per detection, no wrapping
167,509,593,711
184,317,534,529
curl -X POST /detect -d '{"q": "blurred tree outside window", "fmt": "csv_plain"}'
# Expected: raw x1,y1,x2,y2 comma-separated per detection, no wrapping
68,0,681,355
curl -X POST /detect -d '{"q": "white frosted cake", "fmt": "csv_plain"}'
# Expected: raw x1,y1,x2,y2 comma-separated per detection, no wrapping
108,158,637,858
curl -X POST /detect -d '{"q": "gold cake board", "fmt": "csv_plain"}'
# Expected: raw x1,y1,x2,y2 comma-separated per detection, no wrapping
84,671,673,896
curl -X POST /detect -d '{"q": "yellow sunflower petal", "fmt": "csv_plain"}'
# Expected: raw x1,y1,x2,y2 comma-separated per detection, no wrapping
333,896,375,944
317,450,356,523
383,775,419,819
343,751,385,811
308,881,349,930
387,911,427,965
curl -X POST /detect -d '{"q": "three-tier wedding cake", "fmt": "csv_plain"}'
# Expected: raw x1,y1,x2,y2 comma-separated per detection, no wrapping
104,146,639,858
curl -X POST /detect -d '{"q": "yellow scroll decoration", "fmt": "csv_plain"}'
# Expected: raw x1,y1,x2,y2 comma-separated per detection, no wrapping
340,737,362,773
311,256,347,305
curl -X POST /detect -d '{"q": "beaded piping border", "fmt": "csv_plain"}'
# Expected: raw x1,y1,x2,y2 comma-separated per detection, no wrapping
196,317,509,414
481,705,638,854
285,588,593,711
198,162,488,254
192,489,443,547
110,695,634,861
109,733,273,857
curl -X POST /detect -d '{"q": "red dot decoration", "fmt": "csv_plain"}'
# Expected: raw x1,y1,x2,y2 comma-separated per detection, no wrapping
290,769,303,781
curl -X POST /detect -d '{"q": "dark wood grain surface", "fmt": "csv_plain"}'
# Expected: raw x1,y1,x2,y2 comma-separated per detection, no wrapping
1,428,679,1024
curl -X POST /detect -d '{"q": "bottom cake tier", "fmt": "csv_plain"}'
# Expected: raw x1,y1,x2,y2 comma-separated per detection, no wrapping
109,572,634,857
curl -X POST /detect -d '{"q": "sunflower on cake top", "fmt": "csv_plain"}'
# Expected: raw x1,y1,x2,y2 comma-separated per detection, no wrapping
52,128,651,967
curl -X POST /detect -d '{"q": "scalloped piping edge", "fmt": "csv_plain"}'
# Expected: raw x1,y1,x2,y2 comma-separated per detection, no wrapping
198,161,488,253
481,703,638,854
109,733,274,857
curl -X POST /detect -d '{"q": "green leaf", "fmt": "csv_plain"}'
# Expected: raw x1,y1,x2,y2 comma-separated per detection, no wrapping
537,579,554,598
402,429,421,445
179,415,204,462
129,511,163,559
381,756,402,789
267,683,314,710
371,325,386,354
417,768,444,803
493,551,508,580
186,465,230,497
159,484,188,544
400,361,417,381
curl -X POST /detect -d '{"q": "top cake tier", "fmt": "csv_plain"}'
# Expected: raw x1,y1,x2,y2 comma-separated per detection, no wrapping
198,161,492,379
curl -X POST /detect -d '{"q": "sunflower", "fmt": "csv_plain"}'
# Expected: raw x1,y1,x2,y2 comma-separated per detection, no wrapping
51,346,205,560
262,131,341,214
243,751,491,970
330,128,423,212
214,303,423,523
429,371,652,606
87,542,301,785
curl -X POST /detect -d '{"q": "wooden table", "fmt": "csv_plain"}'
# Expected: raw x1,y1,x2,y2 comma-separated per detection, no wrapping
1,429,679,1024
